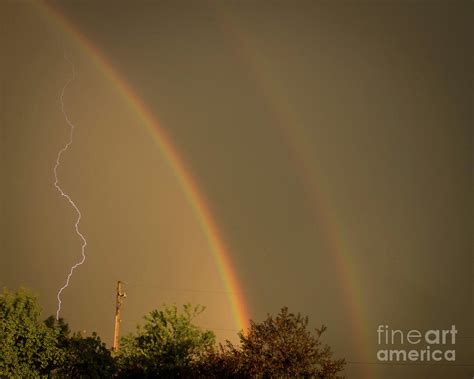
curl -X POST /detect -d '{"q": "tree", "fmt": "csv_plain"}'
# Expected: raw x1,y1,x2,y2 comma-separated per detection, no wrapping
117,303,215,377
199,307,345,378
0,288,63,377
58,332,116,378
44,316,70,347
44,316,117,378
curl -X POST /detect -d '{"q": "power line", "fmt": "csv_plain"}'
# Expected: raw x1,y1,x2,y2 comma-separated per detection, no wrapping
120,318,240,333
125,282,245,296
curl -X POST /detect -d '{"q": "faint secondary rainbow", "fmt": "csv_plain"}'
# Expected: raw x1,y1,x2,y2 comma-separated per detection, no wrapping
39,1,250,333
213,4,372,376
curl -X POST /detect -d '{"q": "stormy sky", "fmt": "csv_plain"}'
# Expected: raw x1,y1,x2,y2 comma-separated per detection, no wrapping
1,1,472,377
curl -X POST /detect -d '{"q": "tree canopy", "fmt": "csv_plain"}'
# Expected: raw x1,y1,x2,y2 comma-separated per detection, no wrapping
0,287,345,378
198,307,345,378
0,288,63,377
117,303,215,377
44,316,116,378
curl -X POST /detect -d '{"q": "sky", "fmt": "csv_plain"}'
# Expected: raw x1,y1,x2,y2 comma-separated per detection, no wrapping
1,1,472,378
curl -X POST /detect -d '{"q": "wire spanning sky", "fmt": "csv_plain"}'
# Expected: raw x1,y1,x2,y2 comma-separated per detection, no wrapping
1,1,472,378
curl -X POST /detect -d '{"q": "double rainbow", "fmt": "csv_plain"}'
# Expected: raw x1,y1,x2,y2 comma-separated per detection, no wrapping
38,3,371,376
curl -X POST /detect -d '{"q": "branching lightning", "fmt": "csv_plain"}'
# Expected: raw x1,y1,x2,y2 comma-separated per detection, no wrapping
54,55,87,320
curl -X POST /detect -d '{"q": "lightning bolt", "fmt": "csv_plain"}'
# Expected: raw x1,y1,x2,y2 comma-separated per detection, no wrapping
54,55,87,320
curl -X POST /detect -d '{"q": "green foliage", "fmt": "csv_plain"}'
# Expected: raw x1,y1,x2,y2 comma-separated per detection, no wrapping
60,332,116,378
0,288,346,378
44,316,116,378
198,307,345,378
44,316,70,342
0,288,63,378
117,303,215,377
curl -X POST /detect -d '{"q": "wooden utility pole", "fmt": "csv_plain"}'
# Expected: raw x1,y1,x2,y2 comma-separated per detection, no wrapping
113,280,126,352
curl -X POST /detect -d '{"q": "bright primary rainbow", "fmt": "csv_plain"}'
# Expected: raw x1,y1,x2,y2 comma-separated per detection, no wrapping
39,3,372,376
39,1,250,333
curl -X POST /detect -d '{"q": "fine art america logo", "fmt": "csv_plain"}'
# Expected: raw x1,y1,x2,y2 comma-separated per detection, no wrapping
376,325,457,362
